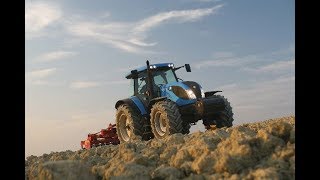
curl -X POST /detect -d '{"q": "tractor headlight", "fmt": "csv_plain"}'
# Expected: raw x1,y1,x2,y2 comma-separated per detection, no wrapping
186,89,196,99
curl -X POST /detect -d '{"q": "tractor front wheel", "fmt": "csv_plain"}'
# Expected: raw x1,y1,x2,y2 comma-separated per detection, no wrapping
203,95,234,129
150,100,183,139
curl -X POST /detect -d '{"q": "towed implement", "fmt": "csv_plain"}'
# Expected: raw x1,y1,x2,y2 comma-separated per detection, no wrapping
81,123,120,149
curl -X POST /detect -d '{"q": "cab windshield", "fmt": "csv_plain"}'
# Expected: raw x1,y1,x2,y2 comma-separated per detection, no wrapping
152,68,177,86
133,68,177,95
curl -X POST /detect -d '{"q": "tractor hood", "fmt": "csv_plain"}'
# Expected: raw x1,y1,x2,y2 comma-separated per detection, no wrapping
181,81,203,99
162,81,204,100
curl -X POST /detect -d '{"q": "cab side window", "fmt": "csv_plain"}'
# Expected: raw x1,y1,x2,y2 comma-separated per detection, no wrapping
137,77,147,94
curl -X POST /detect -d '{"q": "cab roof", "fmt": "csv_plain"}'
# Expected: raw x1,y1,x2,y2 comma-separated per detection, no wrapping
125,63,174,79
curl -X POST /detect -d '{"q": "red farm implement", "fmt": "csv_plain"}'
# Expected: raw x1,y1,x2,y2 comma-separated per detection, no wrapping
81,123,120,149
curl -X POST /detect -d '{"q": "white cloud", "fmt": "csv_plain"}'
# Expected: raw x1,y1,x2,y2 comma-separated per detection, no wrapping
69,80,129,89
106,80,129,85
70,81,101,89
36,51,77,62
215,75,295,124
26,68,58,86
26,3,224,53
195,46,295,70
256,59,294,72
31,80,51,85
27,68,57,79
271,44,295,56
66,5,224,54
128,38,157,47
133,5,223,33
25,2,62,38
195,54,259,69
66,21,146,53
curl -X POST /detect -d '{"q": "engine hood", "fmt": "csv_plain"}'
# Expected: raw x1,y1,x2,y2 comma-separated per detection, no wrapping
181,81,202,99
163,81,203,99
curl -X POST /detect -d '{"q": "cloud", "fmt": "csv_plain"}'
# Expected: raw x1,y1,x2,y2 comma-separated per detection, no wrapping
106,80,129,85
31,80,51,85
26,68,58,86
133,5,223,33
66,5,224,54
271,44,295,56
26,3,223,53
70,81,101,89
70,80,129,89
195,54,259,69
246,59,295,73
215,75,295,124
35,51,77,62
27,68,57,79
128,38,157,47
25,1,62,38
195,46,295,70
66,21,147,54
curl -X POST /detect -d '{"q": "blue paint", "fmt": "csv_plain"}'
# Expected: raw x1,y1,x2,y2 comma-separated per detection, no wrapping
130,96,147,115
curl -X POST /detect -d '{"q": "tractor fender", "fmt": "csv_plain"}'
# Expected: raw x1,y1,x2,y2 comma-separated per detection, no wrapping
204,91,222,98
115,97,148,115
148,97,167,109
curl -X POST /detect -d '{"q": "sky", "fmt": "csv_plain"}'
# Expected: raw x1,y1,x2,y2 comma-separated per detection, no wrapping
25,0,295,157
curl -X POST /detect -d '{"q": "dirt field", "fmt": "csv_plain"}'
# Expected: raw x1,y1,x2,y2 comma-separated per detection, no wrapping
25,116,295,180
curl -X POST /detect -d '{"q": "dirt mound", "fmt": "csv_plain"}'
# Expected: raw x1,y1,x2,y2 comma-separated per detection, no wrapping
25,116,295,179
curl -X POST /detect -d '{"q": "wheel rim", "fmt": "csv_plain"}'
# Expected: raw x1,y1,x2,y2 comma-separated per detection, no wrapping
154,111,167,137
119,114,131,141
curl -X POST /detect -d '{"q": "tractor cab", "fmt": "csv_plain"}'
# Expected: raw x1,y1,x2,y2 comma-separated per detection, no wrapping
126,62,191,105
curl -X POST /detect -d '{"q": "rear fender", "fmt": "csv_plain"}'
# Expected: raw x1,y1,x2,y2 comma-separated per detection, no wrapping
204,91,222,98
148,97,167,109
115,96,148,115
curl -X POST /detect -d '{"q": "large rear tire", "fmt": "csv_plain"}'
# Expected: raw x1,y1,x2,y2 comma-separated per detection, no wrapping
203,95,234,128
150,100,183,139
116,104,150,143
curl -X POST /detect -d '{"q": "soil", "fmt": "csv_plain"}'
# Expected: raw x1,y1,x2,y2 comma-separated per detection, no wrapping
25,116,295,180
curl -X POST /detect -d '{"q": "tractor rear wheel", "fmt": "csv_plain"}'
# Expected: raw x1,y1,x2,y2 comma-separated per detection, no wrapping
116,104,146,143
203,95,234,129
150,100,183,139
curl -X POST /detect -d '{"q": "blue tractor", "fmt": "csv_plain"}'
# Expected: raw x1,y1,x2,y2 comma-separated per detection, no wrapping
115,61,233,142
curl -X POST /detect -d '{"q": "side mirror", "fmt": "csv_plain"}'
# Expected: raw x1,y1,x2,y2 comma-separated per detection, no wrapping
185,64,191,72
